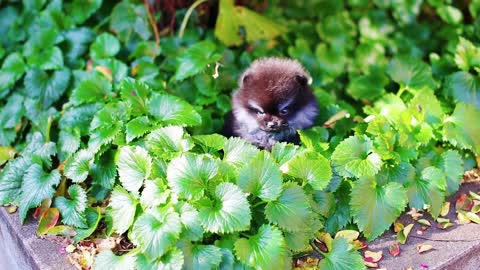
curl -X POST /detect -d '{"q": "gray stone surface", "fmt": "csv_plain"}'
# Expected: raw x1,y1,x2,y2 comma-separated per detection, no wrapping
0,207,74,270
368,182,480,270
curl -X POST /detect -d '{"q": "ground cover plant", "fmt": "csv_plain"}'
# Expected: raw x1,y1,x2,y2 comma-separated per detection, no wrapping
1,0,480,269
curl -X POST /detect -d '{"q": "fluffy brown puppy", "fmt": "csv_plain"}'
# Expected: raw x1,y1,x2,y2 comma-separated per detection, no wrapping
223,57,319,150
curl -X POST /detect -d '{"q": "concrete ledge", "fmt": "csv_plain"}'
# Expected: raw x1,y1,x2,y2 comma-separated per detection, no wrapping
0,207,74,270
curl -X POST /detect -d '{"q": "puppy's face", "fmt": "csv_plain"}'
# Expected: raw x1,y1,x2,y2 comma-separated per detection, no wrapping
233,72,313,132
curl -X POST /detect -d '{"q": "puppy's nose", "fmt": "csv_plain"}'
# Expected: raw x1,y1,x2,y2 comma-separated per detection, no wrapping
267,122,276,128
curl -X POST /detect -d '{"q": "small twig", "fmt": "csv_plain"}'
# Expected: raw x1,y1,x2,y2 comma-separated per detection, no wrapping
178,0,208,38
143,0,160,59
411,235,480,242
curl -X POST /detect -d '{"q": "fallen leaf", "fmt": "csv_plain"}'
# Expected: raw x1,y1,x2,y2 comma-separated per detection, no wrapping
471,204,480,213
394,221,404,233
464,211,480,224
398,223,414,244
7,205,17,214
364,250,383,263
46,225,76,237
457,211,471,224
388,243,400,257
335,230,360,242
456,194,473,211
417,219,431,226
436,217,450,223
364,261,379,268
66,244,76,253
406,208,423,220
469,191,480,201
440,201,450,216
34,199,52,220
417,243,433,254
352,239,368,250
37,208,60,235
437,222,454,229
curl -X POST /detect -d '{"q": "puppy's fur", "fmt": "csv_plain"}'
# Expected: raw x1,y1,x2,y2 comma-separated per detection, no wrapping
223,57,318,150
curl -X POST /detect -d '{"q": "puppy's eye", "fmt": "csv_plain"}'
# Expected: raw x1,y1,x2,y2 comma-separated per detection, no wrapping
256,110,265,116
279,108,289,115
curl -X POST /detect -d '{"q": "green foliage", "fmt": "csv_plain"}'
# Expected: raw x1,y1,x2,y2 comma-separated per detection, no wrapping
1,0,479,269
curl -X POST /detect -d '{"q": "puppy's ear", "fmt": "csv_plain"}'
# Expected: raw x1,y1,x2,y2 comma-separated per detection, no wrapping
295,74,308,86
242,73,252,85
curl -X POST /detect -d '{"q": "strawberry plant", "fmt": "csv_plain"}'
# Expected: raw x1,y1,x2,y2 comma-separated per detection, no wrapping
0,0,479,269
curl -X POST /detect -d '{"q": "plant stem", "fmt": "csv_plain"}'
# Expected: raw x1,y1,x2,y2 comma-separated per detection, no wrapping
45,115,53,143
178,0,208,39
143,0,160,59
396,86,406,97
252,200,267,208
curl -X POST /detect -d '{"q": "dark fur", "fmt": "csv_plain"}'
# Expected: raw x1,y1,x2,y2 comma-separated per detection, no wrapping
223,57,318,150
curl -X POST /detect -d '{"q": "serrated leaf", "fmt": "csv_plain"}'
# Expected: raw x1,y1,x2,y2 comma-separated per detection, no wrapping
145,126,194,159
167,153,219,200
192,134,227,154
117,146,152,193
237,151,282,201
0,157,32,204
234,224,286,270
454,37,480,71
94,58,128,83
407,88,444,126
136,248,184,270
125,116,154,143
88,102,128,152
109,1,151,43
215,0,287,46
131,207,182,259
64,149,94,183
90,33,120,59
331,135,382,178
0,52,25,93
0,93,24,129
57,129,80,162
108,186,138,234
271,142,304,165
443,103,480,154
148,93,202,126
176,202,203,242
63,27,95,65
198,182,251,233
90,150,117,189
437,5,463,24
118,78,151,116
387,56,437,92
74,207,102,242
347,72,387,101
173,40,221,81
24,69,70,108
54,184,87,228
140,179,170,209
223,137,259,169
405,167,446,218
317,237,365,270
19,165,61,223
71,73,112,105
350,176,407,240
59,103,103,136
185,245,220,270
281,151,332,190
94,251,135,270
265,183,312,232
441,150,464,196
444,71,480,111
65,0,102,24
27,46,64,70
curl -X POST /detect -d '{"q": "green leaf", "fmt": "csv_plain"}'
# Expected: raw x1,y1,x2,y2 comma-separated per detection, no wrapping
58,129,80,162
64,149,94,183
386,56,437,92
331,135,382,178
443,103,480,154
0,52,25,94
131,207,182,259
0,157,32,204
109,2,151,43
271,142,304,165
0,93,24,128
444,71,480,111
65,0,102,24
405,166,446,218
407,88,444,126
54,184,87,228
265,183,312,232
74,207,102,242
148,93,202,126
0,146,16,166
63,28,95,65
176,202,203,241
437,5,463,24
441,150,464,196
454,37,480,71
223,137,259,169
192,134,227,154
215,0,287,46
317,237,365,270
237,151,283,201
167,153,219,200
71,73,112,105
59,103,103,136
19,165,61,223
94,58,128,83
90,150,116,189
90,33,120,60
126,116,154,143
117,146,152,193
281,151,332,190
173,40,221,81
350,176,407,240
24,69,71,108
88,102,128,152
298,127,329,153
108,186,138,234
37,208,60,235
347,72,387,101
27,46,64,70
94,251,135,270
140,179,170,209
234,224,286,270
118,78,151,116
136,248,184,270
192,245,223,270
145,126,194,159
198,182,251,233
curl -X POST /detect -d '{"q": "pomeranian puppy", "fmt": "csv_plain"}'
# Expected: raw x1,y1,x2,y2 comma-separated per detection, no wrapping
223,57,318,150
